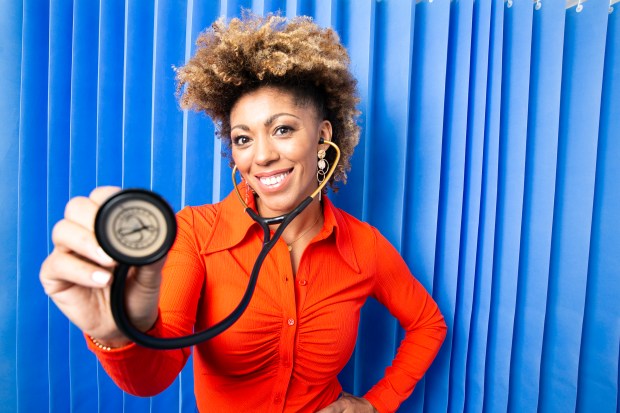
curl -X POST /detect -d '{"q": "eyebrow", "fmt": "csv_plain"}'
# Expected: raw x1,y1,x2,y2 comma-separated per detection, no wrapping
264,112,301,126
231,112,301,132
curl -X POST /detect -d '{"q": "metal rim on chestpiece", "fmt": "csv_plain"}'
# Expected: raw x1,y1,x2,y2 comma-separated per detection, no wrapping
95,189,177,266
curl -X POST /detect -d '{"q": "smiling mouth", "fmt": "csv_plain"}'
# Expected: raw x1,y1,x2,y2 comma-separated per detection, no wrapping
258,170,291,189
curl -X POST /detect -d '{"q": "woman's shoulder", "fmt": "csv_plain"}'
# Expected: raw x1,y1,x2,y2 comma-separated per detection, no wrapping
171,202,224,254
175,201,236,249
329,204,379,248
331,206,369,229
177,202,220,228
329,203,402,257
175,192,254,252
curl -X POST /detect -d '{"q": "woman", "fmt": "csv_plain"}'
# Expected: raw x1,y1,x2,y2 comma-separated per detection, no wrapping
40,14,446,413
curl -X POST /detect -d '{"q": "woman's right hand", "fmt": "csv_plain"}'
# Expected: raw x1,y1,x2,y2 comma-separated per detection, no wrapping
39,186,164,348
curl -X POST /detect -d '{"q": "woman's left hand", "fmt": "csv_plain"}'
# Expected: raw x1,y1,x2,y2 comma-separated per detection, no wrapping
315,392,378,413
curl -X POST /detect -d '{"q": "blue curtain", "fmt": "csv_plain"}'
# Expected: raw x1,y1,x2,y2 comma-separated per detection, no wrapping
1,0,618,412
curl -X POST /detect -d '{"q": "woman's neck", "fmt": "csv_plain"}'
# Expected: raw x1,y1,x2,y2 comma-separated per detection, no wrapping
264,197,323,246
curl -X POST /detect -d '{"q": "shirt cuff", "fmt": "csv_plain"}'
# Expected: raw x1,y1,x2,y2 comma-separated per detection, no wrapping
364,384,402,413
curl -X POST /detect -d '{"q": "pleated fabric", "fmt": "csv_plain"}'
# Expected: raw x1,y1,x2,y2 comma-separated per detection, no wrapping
0,1,618,412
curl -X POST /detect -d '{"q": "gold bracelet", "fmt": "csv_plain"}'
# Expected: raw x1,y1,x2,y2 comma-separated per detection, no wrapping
89,335,115,351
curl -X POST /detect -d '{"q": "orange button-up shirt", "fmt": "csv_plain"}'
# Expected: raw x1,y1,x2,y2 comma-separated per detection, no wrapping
88,189,446,413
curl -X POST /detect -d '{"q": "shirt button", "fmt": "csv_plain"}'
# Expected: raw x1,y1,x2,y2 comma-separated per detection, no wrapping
298,279,307,286
274,394,282,404
287,318,295,326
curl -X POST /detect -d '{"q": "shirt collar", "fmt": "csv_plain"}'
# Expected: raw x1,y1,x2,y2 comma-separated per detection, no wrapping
201,182,258,255
317,195,361,273
202,185,360,273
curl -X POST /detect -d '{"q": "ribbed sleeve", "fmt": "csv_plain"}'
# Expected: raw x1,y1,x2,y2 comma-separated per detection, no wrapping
363,228,447,413
86,206,206,396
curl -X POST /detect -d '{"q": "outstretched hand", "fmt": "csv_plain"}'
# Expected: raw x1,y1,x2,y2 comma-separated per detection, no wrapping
315,392,378,413
39,186,164,347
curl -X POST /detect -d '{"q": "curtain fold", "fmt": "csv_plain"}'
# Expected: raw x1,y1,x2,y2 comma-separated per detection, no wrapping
47,2,73,412
1,1,618,412
539,2,610,412
16,1,50,412
424,1,473,412
576,8,620,411
448,1,492,411
507,1,564,411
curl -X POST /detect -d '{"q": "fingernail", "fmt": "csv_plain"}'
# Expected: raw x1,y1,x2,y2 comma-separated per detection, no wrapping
95,247,114,265
92,271,111,285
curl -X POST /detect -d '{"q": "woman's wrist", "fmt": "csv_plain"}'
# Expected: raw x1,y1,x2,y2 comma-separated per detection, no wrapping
88,335,131,351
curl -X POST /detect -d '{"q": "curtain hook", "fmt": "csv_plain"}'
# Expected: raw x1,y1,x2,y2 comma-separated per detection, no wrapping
576,0,583,12
610,0,614,14
534,0,542,10
507,0,513,8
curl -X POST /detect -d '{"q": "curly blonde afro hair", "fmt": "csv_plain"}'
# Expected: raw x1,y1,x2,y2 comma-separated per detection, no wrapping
176,13,360,189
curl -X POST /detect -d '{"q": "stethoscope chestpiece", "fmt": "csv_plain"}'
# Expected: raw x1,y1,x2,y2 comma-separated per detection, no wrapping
94,189,177,266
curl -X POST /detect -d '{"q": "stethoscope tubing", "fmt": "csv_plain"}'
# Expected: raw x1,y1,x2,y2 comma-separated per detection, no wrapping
109,139,340,349
110,196,313,349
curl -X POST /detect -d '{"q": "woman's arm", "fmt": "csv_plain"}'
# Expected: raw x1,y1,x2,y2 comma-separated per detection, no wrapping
363,228,447,413
89,206,206,396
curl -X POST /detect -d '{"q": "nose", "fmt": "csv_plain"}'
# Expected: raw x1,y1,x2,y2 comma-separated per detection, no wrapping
254,135,279,165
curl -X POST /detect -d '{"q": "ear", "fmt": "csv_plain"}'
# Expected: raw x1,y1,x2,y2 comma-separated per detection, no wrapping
318,120,333,150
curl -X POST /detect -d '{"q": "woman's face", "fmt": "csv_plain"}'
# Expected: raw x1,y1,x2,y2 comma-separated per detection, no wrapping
230,86,332,217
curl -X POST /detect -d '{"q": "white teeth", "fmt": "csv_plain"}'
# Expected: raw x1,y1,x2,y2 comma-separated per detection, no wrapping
260,172,289,187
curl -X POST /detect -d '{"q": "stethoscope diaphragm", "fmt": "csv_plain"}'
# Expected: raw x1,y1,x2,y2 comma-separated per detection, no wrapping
95,189,177,266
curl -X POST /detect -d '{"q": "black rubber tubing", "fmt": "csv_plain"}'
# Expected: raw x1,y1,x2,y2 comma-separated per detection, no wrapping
109,196,314,350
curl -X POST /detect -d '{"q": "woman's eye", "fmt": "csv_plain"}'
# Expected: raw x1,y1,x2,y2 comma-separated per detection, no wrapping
274,126,293,136
232,135,251,146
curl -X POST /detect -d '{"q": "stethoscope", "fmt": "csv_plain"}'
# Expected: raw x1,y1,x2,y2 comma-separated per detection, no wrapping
95,139,340,349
